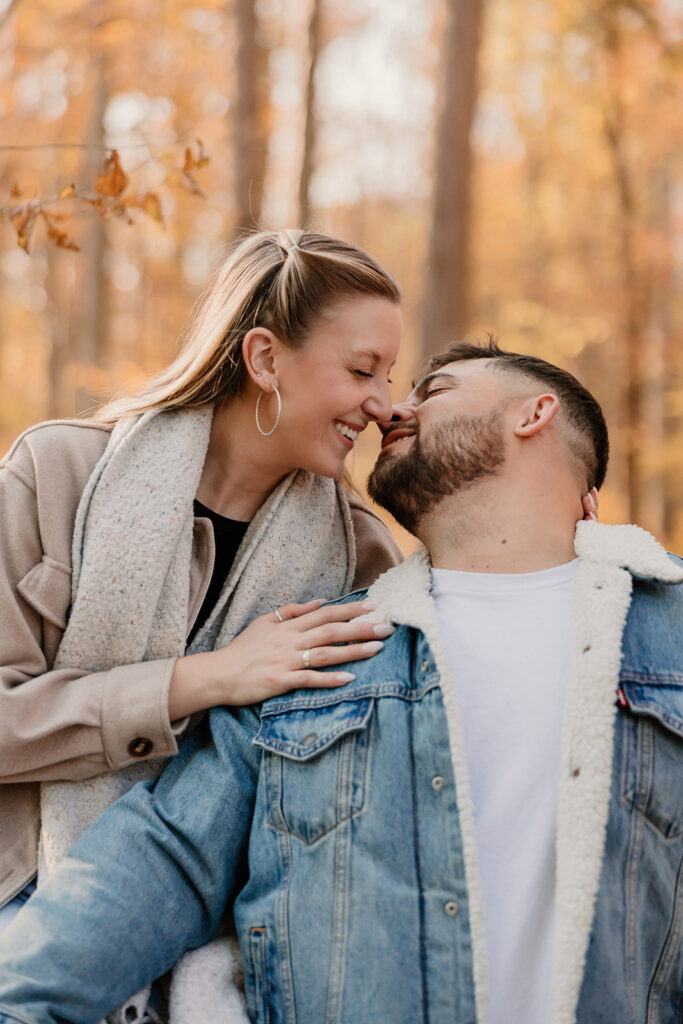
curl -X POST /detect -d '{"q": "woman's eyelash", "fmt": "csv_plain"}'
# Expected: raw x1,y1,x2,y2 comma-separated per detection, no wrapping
354,370,393,384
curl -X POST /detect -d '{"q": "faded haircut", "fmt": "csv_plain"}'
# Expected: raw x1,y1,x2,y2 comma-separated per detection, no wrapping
424,337,609,489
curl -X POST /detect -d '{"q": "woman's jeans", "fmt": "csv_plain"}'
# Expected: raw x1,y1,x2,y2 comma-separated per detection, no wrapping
0,881,36,937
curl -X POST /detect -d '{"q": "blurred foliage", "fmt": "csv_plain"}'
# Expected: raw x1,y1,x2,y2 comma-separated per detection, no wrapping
0,0,681,550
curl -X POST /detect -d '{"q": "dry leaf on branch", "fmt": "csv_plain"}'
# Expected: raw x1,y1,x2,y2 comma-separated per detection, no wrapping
182,139,210,172
179,139,209,196
109,199,134,224
179,170,205,197
41,212,80,251
95,150,129,197
83,197,108,217
11,203,38,252
139,192,163,223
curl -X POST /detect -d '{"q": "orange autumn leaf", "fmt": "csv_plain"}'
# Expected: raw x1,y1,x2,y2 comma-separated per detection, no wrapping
95,150,129,197
59,184,76,199
119,193,162,222
139,192,163,223
11,204,38,252
41,211,80,251
45,221,80,251
182,139,210,172
82,196,108,217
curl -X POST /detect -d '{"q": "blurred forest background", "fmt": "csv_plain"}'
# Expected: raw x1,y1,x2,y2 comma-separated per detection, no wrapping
0,0,681,552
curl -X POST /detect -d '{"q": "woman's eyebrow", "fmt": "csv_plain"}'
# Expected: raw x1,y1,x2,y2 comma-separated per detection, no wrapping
353,348,387,363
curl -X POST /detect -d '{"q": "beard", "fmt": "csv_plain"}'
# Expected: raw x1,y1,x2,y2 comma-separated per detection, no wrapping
367,410,506,536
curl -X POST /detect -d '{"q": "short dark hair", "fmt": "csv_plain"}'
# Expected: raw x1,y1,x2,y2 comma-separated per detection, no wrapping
425,337,609,490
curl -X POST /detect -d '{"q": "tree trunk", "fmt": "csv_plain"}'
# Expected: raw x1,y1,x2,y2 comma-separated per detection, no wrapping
46,247,73,419
298,0,322,228
639,164,675,540
601,15,648,524
233,0,269,234
421,0,484,361
73,62,109,416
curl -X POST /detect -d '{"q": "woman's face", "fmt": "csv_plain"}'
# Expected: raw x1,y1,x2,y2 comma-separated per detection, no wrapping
270,294,402,478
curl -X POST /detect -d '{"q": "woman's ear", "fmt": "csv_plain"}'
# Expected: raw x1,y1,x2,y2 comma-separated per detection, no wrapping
242,328,280,389
514,393,560,437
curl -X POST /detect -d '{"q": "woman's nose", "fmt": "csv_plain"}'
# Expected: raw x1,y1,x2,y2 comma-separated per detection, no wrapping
363,379,394,423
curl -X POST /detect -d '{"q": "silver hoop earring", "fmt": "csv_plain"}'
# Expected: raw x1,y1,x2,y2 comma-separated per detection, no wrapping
255,385,282,437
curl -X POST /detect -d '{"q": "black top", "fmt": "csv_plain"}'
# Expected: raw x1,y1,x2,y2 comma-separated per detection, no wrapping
187,500,249,645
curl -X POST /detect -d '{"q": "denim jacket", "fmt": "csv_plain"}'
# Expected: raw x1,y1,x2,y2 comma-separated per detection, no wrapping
0,522,682,1024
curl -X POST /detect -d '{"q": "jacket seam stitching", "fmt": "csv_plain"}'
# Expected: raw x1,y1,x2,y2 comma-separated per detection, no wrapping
1,462,36,492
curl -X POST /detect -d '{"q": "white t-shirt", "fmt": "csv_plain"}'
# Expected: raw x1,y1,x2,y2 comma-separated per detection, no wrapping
431,559,579,1024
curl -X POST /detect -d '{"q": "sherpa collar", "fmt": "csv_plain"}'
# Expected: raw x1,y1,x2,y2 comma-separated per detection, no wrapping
574,520,683,583
364,522,682,1024
366,522,683,620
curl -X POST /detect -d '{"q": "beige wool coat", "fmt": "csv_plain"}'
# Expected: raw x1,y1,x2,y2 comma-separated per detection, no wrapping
0,419,403,908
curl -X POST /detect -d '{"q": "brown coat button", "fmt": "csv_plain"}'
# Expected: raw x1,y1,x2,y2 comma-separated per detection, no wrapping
128,737,153,757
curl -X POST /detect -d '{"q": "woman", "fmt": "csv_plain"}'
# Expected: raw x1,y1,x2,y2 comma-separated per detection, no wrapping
0,228,403,1019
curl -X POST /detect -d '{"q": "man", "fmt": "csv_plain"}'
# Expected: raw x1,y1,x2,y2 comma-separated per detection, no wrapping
0,340,682,1024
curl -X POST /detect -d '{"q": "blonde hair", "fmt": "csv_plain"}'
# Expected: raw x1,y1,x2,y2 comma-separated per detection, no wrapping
95,228,400,423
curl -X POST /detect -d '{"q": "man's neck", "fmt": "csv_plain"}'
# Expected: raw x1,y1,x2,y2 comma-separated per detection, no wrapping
419,478,582,574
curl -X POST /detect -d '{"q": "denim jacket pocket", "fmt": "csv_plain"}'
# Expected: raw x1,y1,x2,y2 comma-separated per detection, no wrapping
254,697,373,844
620,676,683,838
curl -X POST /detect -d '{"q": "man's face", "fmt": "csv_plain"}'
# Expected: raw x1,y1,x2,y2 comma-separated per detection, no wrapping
368,360,512,535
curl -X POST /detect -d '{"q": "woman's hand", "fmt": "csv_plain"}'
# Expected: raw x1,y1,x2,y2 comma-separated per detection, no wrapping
169,599,393,717
581,487,599,522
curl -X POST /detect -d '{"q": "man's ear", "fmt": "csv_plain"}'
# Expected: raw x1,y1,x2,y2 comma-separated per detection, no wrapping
514,393,560,437
241,328,281,389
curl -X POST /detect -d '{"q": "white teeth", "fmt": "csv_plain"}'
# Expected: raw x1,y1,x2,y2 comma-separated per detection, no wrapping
334,422,359,442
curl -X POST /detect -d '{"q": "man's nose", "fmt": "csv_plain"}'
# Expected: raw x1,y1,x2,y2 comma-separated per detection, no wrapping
382,399,417,428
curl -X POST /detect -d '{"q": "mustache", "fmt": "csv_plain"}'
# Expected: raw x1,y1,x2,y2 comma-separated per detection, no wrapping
379,421,419,450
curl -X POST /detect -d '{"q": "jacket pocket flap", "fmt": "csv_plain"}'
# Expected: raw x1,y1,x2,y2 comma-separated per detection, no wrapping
254,698,373,761
620,679,683,739
17,556,71,629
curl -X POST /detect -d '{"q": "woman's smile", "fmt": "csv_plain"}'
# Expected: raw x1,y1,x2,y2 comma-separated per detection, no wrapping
333,420,363,445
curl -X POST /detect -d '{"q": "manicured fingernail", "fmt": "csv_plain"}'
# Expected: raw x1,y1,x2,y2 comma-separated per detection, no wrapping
336,672,356,683
362,640,384,654
361,600,378,610
373,624,395,638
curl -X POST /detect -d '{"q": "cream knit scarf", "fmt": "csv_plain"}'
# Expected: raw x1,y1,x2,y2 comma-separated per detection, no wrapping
38,405,356,1024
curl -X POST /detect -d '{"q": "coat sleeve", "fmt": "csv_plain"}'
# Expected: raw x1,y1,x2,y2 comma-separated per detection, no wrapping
0,705,260,1024
348,491,404,591
0,431,183,783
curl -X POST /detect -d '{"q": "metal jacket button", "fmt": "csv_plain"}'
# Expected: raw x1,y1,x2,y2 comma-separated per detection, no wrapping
444,900,459,916
432,776,445,791
128,737,153,757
